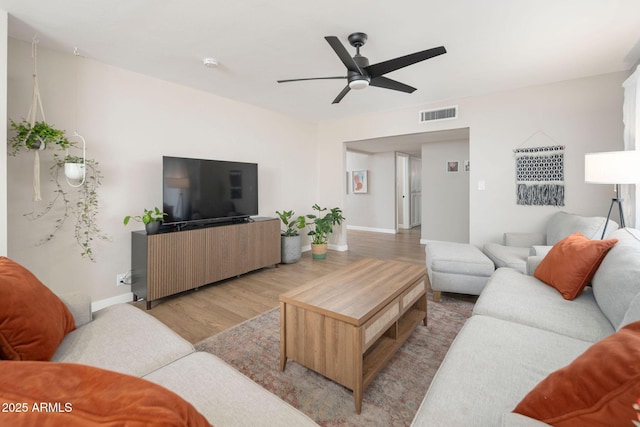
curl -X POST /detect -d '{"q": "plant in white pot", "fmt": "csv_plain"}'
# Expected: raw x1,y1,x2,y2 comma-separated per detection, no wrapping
303,204,345,259
63,155,85,181
276,210,305,264
123,207,167,235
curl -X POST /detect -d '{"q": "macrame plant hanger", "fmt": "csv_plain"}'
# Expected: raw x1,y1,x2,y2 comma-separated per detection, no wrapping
26,36,47,201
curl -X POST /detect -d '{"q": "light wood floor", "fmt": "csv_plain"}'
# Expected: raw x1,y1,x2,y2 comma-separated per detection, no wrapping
133,227,428,344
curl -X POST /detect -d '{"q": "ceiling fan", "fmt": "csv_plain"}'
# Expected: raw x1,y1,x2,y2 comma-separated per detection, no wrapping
277,32,446,104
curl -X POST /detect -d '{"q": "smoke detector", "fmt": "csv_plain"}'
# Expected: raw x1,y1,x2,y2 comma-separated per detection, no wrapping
203,58,219,68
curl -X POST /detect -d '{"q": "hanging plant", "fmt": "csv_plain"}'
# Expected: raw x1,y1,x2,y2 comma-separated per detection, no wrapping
8,119,71,156
22,152,110,262
63,154,85,181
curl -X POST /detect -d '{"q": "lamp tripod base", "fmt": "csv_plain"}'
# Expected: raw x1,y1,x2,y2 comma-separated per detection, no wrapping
602,197,625,239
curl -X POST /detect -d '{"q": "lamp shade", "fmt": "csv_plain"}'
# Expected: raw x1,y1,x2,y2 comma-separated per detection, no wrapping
585,150,640,184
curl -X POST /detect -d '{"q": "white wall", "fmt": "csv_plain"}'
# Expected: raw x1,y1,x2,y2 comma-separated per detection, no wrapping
7,38,317,304
346,150,395,233
0,12,7,256
318,71,628,247
422,139,470,242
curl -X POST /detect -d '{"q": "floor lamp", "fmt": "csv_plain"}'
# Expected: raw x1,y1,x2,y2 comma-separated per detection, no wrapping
585,150,640,238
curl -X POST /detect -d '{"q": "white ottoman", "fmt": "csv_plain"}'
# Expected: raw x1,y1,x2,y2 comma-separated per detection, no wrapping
425,241,495,302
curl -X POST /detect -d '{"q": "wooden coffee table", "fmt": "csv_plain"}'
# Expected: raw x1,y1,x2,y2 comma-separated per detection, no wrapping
279,258,427,413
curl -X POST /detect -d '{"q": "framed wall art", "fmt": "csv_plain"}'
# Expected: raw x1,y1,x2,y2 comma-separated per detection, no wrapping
352,170,368,193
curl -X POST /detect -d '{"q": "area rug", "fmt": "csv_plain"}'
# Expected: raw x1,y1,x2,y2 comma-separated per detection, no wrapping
196,294,474,427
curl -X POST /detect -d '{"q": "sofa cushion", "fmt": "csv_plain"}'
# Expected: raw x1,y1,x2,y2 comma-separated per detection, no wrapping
410,315,590,427
144,352,319,426
52,304,194,377
426,241,495,276
0,360,210,426
592,228,640,329
533,233,617,300
620,292,640,330
0,257,76,360
513,321,640,427
545,211,616,245
482,243,530,273
473,268,614,342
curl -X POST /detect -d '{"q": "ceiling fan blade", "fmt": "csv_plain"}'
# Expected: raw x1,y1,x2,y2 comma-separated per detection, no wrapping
277,76,346,83
370,76,416,93
365,46,446,78
332,85,351,104
325,36,362,74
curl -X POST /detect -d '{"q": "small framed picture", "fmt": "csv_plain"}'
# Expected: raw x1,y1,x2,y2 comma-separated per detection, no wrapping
352,170,368,193
447,161,459,173
464,160,470,172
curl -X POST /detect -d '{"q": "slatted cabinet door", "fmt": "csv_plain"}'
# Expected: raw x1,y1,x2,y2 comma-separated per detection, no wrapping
147,230,207,301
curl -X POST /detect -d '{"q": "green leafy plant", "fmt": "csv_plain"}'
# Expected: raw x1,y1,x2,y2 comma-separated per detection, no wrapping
123,207,167,226
64,154,84,163
24,153,110,262
302,204,345,245
8,119,71,156
275,210,305,237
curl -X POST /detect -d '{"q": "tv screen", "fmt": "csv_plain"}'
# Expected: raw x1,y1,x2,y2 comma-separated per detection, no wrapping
162,156,258,225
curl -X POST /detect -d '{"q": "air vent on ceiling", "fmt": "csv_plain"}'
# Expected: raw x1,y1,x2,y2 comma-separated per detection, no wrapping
419,106,458,123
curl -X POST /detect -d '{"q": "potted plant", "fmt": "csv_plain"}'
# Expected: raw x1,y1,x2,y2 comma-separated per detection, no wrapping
124,207,168,235
276,210,305,264
22,153,110,262
63,155,85,181
8,119,71,155
303,204,345,259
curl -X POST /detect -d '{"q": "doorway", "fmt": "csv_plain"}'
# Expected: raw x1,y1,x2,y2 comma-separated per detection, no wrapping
344,127,470,242
396,153,422,231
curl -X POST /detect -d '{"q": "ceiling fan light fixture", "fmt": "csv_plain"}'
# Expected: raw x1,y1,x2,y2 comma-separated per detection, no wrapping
349,79,369,90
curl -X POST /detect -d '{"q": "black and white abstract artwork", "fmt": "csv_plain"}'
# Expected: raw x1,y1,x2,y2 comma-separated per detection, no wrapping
515,145,565,206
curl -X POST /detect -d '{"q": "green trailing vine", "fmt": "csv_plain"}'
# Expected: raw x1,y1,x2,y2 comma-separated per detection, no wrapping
8,120,110,262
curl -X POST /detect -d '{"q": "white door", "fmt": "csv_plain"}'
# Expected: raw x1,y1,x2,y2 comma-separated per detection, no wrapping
396,153,410,229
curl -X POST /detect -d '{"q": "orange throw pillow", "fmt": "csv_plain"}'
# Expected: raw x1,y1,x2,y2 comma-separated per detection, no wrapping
0,256,76,360
513,320,640,426
0,361,211,426
534,233,617,300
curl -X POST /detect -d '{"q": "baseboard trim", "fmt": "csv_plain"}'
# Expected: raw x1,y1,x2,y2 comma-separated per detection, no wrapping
91,292,133,312
347,225,396,234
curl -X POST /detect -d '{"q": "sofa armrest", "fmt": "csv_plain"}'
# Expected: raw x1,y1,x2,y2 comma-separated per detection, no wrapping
502,412,552,426
58,293,93,327
526,256,544,276
504,232,546,248
529,245,553,257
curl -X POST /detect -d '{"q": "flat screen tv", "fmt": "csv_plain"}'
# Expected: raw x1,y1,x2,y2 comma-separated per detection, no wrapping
162,156,258,226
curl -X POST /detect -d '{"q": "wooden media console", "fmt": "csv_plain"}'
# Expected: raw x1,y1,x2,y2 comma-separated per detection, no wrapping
131,217,280,309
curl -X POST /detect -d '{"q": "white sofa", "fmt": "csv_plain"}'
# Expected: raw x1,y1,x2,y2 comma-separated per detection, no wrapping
483,211,618,273
412,227,640,426
52,299,318,426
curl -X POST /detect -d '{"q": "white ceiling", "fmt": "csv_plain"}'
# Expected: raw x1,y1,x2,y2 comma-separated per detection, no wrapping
2,0,640,123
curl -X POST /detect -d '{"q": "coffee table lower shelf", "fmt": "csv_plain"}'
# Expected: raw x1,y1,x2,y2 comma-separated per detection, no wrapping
363,307,426,388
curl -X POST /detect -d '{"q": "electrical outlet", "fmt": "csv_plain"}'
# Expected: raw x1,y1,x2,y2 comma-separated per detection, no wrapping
116,273,127,286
